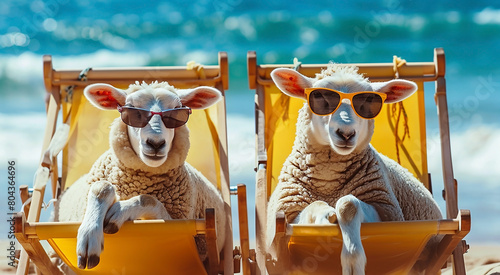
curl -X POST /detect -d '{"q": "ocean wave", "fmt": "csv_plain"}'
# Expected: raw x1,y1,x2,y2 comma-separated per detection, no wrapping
0,112,46,171
427,125,500,188
3,4,499,65
0,50,149,83
451,126,500,186
227,115,255,180
473,7,500,25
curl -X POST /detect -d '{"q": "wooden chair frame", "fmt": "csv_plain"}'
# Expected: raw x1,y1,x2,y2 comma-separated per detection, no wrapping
248,48,470,275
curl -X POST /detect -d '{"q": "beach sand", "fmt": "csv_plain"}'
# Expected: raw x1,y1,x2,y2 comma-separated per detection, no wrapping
2,240,499,274
442,245,500,275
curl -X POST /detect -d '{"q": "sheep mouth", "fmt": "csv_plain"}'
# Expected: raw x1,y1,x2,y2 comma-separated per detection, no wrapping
142,153,166,161
142,146,166,158
332,142,356,155
335,144,353,148
334,144,355,151
333,140,355,149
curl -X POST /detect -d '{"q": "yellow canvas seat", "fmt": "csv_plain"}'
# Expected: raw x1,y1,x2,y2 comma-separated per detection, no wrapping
24,220,207,274
247,48,470,275
15,52,251,275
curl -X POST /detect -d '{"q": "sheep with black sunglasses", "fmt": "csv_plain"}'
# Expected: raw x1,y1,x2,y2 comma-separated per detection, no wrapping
267,64,442,274
52,81,226,271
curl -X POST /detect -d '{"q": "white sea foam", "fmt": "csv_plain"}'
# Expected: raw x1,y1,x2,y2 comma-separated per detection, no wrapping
227,115,255,181
428,125,500,188
0,112,46,172
0,50,149,83
426,125,500,243
473,7,500,25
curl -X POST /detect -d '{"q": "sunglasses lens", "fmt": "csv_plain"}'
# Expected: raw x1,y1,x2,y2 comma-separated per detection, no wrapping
120,107,150,127
161,108,190,128
308,89,341,115
352,93,384,119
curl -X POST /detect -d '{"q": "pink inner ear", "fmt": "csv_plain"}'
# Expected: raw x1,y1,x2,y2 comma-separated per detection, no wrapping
385,85,410,102
182,90,218,108
386,90,403,101
195,91,217,99
282,79,304,96
285,75,300,89
278,73,305,97
185,98,204,108
288,82,305,96
392,85,411,91
91,89,119,108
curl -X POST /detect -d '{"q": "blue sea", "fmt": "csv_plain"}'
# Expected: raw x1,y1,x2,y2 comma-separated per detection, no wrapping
1,0,499,248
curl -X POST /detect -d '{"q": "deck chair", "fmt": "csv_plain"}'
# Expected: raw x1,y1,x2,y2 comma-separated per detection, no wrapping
14,52,251,275
248,48,470,275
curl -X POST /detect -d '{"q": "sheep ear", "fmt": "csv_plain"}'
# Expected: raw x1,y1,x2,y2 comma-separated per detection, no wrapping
270,68,313,99
178,86,222,109
84,83,127,110
371,79,418,104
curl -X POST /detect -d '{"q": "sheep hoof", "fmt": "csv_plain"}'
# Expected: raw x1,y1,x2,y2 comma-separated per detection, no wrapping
77,255,87,269
328,212,338,223
77,254,101,270
87,255,100,269
103,222,119,234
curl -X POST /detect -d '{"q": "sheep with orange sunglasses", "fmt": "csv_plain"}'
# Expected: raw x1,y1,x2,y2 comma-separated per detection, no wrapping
267,64,442,275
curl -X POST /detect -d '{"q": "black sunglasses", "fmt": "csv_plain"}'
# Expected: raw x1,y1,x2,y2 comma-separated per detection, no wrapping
117,105,192,128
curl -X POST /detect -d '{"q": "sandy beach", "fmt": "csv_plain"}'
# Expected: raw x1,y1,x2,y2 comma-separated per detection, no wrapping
1,239,16,274
442,245,500,275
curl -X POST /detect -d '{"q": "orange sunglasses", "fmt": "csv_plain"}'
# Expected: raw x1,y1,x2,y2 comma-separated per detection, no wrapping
304,88,387,119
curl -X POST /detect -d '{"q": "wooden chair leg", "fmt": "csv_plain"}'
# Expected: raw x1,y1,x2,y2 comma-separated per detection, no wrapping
16,185,31,275
205,208,219,275
14,213,62,275
16,248,30,275
265,212,290,275
426,210,470,274
255,165,268,275
451,244,467,275
237,184,251,275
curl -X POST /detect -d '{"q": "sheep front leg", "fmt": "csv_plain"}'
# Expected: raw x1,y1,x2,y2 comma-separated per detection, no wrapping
77,181,118,269
103,194,171,234
336,195,380,275
295,200,337,224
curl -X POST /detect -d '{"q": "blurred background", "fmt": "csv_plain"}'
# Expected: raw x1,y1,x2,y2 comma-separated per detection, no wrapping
1,0,499,247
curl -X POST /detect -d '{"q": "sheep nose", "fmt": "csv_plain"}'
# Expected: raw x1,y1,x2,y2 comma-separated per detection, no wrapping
336,129,356,141
146,139,166,150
